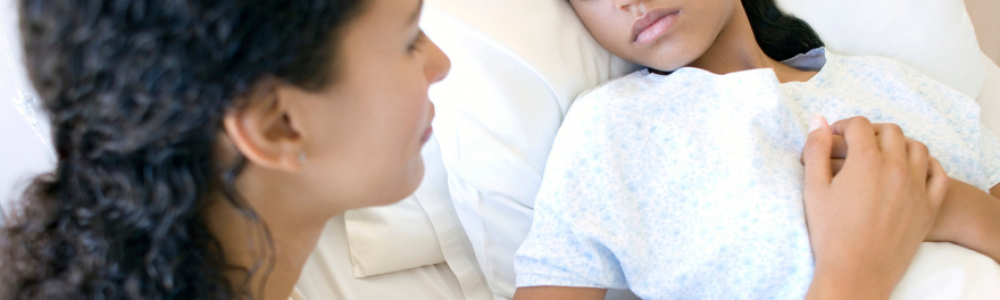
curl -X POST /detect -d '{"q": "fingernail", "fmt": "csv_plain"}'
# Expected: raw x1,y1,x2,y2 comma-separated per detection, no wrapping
808,115,825,133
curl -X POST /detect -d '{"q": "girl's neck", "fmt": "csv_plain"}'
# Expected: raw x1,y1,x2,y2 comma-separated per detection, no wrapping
204,176,332,300
687,3,817,84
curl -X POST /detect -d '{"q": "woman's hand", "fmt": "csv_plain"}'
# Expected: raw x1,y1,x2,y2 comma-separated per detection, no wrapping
800,116,950,300
811,121,1000,262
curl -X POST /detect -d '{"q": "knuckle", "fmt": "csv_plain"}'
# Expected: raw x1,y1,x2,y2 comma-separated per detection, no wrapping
850,116,873,127
883,124,904,136
939,175,952,189
856,147,881,160
910,141,929,156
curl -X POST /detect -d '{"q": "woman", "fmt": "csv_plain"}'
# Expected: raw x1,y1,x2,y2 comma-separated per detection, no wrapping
0,0,947,299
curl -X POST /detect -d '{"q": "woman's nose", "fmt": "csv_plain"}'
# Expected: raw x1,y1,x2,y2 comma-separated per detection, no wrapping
424,38,451,84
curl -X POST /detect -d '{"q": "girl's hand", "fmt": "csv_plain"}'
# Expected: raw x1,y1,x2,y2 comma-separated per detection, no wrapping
800,116,950,300
926,179,1000,263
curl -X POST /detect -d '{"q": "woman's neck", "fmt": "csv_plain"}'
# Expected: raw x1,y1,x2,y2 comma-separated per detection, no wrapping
204,171,332,300
687,3,816,84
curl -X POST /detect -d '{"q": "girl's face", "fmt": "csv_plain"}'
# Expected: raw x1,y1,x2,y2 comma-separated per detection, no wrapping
290,0,450,212
571,0,739,71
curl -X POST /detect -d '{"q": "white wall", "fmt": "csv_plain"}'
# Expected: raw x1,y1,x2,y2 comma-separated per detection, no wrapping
0,0,55,220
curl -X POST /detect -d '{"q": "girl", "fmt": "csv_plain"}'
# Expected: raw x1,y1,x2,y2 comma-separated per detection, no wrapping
0,0,957,299
514,0,1000,299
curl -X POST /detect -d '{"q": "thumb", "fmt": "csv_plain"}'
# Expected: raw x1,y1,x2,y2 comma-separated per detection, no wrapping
803,115,834,191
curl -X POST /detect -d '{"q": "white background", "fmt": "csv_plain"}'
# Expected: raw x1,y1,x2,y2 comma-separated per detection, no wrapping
1,0,55,220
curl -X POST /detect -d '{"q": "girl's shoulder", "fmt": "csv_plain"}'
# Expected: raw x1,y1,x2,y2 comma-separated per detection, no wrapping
824,51,972,103
825,51,946,87
828,52,916,76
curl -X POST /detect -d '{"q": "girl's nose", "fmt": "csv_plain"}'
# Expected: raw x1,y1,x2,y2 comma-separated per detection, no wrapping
614,0,645,13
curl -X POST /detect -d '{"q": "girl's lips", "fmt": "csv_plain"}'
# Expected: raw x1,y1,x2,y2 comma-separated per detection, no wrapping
632,9,681,46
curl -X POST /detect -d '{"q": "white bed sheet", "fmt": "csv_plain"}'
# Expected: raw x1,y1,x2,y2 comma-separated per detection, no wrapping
893,243,1000,300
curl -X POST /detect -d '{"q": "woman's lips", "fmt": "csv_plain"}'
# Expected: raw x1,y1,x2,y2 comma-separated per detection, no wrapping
421,103,435,144
420,126,433,144
632,8,681,46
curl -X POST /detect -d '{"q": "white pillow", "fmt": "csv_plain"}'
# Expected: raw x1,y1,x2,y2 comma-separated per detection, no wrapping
423,1,636,298
424,0,998,299
1,2,51,152
891,242,1000,300
2,0,55,218
776,0,987,99
342,135,492,300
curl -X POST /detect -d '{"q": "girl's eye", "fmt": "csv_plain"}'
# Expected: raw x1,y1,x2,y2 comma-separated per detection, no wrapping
408,31,426,53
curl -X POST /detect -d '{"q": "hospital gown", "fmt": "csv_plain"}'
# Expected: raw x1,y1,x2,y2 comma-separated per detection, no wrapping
514,49,1000,299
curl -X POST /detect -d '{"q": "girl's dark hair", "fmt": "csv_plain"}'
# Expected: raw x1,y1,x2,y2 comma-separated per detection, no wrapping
1,0,364,299
743,0,824,61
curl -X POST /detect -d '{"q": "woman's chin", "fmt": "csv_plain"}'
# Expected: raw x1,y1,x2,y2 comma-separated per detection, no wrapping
380,157,426,206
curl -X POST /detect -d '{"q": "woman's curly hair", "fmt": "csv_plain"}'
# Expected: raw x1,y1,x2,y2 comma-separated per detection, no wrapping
1,0,364,299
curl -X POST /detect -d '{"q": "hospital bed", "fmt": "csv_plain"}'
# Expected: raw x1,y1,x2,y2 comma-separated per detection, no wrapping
2,0,1000,299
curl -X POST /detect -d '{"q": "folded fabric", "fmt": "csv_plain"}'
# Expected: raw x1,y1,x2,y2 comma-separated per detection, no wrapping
343,134,493,299
343,135,445,278
345,195,445,278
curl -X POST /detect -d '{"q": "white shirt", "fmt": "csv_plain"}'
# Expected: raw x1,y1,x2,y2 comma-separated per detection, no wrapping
515,49,1000,299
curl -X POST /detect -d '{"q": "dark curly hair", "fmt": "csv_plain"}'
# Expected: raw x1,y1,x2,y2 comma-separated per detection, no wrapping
743,0,825,61
1,0,365,299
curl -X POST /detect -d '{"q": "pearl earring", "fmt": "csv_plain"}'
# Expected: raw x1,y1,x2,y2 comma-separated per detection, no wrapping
298,151,307,164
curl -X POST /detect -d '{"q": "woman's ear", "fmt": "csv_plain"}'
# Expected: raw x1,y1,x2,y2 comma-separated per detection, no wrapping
223,78,307,172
